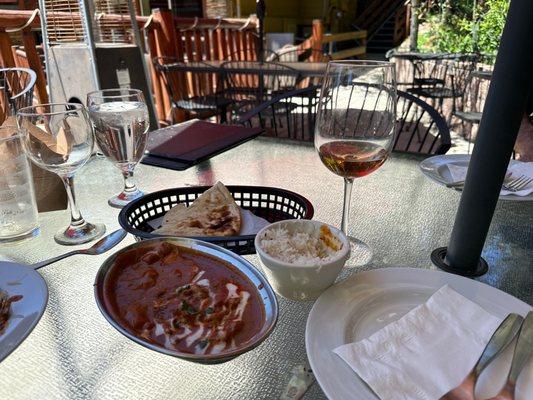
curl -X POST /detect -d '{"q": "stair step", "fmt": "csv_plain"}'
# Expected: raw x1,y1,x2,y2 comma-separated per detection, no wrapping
369,36,394,42
373,33,394,39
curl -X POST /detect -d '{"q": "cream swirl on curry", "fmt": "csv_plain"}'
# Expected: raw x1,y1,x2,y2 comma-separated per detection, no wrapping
103,242,263,355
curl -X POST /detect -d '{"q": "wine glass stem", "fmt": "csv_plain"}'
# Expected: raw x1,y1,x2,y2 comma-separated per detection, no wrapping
61,176,85,227
122,170,138,193
341,177,354,235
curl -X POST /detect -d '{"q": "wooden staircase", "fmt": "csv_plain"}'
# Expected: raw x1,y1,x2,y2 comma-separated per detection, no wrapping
354,0,409,54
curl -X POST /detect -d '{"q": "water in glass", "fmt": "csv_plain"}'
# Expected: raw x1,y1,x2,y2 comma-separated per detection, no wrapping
87,89,149,208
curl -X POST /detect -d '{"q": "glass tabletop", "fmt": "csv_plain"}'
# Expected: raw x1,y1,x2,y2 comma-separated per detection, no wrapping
0,137,531,399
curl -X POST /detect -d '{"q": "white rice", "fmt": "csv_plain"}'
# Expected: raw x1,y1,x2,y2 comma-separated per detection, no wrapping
258,225,342,265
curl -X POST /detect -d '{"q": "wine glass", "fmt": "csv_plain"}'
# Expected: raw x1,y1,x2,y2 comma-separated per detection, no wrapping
86,88,149,208
314,61,397,267
17,103,106,245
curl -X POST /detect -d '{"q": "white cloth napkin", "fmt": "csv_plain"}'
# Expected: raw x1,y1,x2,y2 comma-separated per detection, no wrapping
333,285,502,400
446,161,533,196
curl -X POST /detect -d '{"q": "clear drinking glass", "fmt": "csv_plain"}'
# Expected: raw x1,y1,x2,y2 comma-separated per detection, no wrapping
86,88,149,208
17,103,105,245
0,125,40,242
314,61,397,267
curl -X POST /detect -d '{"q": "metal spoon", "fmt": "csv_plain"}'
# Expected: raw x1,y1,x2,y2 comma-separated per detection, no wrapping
440,313,524,400
486,311,533,400
31,229,127,270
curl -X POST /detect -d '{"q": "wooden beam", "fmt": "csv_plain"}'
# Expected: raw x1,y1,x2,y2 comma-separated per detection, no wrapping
20,29,48,104
0,31,16,67
331,46,367,60
322,30,367,43
0,9,149,29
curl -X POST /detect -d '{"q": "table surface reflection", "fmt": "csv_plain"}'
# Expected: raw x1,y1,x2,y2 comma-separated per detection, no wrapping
1,137,531,400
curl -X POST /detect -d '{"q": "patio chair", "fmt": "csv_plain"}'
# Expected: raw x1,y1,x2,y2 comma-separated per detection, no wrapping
407,54,478,119
153,57,231,123
237,87,451,155
222,48,277,62
0,67,36,124
452,70,493,153
220,60,301,118
394,90,451,155
237,86,321,141
270,46,331,87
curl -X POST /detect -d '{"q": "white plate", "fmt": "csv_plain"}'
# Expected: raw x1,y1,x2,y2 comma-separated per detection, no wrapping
419,154,533,201
306,267,533,400
0,261,48,362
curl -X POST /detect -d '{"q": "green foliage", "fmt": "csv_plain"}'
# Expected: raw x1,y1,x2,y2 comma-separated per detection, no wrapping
417,0,510,61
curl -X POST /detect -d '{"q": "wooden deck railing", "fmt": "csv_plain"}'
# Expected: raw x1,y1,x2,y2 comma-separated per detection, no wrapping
0,9,257,124
149,10,258,122
296,20,367,60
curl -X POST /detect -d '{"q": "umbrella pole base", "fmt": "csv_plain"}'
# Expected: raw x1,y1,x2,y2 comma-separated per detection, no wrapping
430,247,488,277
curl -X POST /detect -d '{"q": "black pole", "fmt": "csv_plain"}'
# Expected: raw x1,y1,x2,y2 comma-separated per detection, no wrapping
431,0,533,276
256,0,266,62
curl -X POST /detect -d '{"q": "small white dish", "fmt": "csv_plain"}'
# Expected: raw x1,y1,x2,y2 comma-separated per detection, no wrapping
0,261,48,362
306,267,533,400
419,154,533,201
254,220,350,301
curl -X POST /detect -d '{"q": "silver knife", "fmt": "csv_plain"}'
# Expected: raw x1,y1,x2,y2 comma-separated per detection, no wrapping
495,311,533,398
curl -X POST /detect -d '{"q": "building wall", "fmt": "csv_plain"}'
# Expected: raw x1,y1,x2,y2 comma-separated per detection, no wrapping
236,0,357,34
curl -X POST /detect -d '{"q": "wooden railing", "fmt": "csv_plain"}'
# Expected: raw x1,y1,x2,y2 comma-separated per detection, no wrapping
0,9,49,104
0,9,257,124
297,20,366,60
148,10,258,122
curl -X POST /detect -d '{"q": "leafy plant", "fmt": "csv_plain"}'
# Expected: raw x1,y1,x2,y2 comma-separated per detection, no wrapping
417,0,509,62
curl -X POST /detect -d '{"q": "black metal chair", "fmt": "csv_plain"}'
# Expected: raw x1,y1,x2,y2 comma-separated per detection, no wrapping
394,90,451,155
237,86,320,141
452,70,493,153
407,54,478,119
271,46,331,87
237,87,451,155
220,60,301,118
0,67,36,124
153,57,231,123
223,48,277,62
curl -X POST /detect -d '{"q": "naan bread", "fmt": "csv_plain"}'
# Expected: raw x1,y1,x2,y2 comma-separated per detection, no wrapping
153,182,241,237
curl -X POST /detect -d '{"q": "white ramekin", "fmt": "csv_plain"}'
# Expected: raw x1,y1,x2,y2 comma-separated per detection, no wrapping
254,220,350,301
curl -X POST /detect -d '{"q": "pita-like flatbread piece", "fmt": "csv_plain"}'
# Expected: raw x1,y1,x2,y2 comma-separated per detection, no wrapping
153,182,241,237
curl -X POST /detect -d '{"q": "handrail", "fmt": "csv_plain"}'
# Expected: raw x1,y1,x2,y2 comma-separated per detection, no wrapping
238,16,253,31
181,17,199,32
367,0,406,41
5,9,40,33
141,14,154,31
322,30,367,43
0,9,150,29
172,16,257,30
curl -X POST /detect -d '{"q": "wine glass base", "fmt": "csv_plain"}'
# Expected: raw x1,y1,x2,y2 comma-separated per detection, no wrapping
54,222,106,246
344,236,373,268
108,189,145,209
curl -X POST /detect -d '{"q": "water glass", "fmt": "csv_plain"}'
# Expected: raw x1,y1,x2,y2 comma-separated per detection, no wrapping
17,103,105,245
87,88,149,208
0,125,39,242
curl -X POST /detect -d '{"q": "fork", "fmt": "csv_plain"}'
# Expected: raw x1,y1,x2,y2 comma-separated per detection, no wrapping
485,311,533,400
502,175,533,192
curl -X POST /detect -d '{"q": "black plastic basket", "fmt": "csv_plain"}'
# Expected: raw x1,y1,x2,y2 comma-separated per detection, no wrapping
118,185,314,255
